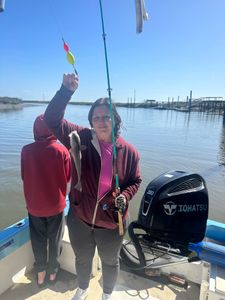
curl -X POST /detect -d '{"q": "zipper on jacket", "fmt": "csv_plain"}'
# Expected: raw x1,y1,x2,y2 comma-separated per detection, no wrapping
91,143,102,228
91,190,112,229
91,180,102,228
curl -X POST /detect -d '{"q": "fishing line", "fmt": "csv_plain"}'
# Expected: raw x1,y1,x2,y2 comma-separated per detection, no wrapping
46,0,78,75
46,0,64,40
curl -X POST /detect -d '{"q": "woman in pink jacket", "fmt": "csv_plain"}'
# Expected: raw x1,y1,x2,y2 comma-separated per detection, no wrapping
44,74,142,300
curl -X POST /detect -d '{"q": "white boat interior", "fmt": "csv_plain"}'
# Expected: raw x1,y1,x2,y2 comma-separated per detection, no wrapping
0,220,225,300
1,171,225,300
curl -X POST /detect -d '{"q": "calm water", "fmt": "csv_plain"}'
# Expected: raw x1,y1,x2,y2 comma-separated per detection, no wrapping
1,104,225,230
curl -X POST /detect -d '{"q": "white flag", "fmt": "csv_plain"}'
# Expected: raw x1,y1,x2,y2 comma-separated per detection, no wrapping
135,0,149,33
0,0,5,12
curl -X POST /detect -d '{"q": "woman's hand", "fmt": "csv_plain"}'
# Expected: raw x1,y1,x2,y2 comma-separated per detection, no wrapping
63,73,79,92
115,194,127,213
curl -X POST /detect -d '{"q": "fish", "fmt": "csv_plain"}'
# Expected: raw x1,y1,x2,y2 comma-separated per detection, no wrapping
69,130,82,192
135,0,149,34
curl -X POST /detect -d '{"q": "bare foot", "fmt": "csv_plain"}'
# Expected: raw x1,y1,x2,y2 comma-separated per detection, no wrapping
37,270,46,285
49,273,57,281
48,272,57,284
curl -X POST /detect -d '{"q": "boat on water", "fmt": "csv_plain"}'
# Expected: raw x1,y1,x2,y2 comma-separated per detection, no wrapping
1,170,225,300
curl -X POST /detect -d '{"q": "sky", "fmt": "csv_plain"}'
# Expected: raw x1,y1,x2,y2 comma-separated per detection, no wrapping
0,0,225,103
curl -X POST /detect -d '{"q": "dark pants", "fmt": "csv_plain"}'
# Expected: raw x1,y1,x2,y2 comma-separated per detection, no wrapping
67,209,124,294
28,212,65,274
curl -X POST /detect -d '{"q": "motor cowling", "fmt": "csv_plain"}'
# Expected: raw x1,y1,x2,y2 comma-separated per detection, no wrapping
138,170,208,244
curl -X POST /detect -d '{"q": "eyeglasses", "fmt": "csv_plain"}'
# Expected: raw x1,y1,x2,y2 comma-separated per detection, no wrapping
92,115,111,123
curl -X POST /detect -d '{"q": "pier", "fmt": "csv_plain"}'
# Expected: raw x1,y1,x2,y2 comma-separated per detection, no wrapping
126,96,225,115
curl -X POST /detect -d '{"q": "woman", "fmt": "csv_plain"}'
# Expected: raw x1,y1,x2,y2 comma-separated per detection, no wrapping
44,73,142,300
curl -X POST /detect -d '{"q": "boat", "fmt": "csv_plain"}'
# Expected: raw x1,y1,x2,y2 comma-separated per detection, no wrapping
1,170,225,300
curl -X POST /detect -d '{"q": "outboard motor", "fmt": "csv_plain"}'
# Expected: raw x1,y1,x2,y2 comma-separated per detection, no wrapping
138,170,208,245
121,170,209,273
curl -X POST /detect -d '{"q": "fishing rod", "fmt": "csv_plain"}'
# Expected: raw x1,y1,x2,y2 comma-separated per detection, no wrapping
98,0,123,236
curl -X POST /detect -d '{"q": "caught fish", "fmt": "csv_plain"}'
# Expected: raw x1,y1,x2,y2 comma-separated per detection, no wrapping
135,0,149,34
69,130,82,192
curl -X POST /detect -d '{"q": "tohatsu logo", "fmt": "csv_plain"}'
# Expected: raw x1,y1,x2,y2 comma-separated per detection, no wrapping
163,201,177,215
163,201,208,216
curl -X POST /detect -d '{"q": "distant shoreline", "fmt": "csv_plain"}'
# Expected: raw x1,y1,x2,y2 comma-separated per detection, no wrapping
0,103,23,111
21,100,154,108
0,100,93,112
0,96,23,111
1,99,224,114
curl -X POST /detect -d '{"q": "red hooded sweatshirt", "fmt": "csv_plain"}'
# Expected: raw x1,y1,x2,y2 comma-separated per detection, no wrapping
21,114,71,217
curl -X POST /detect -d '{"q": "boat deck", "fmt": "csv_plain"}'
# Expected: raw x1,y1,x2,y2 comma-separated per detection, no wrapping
0,224,201,299
2,219,225,299
1,267,199,300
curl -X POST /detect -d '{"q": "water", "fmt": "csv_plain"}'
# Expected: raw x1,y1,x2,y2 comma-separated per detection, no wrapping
1,104,225,230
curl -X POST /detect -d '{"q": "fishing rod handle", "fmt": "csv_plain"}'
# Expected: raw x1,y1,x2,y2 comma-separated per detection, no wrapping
118,211,124,236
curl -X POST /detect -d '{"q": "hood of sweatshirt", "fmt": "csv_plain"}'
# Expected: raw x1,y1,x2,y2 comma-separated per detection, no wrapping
33,114,56,142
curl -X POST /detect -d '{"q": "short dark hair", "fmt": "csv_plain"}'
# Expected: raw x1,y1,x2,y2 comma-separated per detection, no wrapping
88,98,122,137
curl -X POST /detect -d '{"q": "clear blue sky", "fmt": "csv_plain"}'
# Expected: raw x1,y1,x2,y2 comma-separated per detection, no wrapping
0,0,225,102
